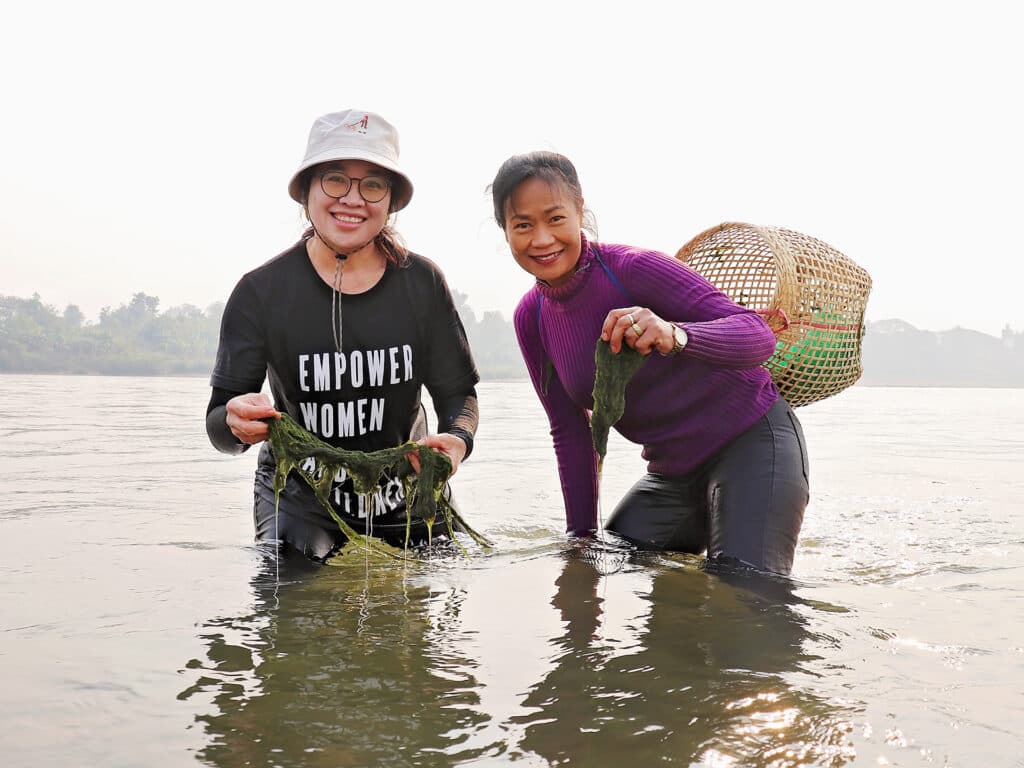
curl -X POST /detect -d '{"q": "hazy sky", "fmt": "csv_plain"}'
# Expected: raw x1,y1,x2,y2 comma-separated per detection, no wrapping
3,1,1021,336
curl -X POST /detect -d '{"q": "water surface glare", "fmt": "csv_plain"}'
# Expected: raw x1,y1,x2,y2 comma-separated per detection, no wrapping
1,376,1022,766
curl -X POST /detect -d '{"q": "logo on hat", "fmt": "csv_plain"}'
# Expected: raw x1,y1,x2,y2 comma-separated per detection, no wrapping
345,114,369,134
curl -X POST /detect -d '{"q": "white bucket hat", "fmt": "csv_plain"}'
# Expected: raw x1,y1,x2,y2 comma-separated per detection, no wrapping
287,109,414,212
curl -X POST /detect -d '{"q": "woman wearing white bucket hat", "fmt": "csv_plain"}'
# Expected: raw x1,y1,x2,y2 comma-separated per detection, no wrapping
206,110,480,560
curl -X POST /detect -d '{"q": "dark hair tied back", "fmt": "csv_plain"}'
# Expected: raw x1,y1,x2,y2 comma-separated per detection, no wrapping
490,151,596,236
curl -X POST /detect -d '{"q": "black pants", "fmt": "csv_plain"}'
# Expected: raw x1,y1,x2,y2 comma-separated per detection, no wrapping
605,397,809,575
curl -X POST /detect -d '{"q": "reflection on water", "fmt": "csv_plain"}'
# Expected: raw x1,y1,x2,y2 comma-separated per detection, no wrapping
181,545,859,767
181,550,491,766
515,554,858,767
3,377,1023,766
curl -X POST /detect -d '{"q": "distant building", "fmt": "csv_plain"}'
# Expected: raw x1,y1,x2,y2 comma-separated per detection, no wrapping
1002,324,1016,349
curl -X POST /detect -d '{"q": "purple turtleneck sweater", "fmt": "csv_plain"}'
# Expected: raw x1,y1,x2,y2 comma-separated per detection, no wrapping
513,237,779,535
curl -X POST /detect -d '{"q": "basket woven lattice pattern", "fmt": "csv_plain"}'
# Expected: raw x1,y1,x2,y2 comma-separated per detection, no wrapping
675,223,872,407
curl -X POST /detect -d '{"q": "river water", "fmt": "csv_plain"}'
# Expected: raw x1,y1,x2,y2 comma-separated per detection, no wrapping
1,375,1022,767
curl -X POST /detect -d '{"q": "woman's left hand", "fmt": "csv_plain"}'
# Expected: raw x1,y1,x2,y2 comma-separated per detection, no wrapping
601,306,675,356
408,433,468,477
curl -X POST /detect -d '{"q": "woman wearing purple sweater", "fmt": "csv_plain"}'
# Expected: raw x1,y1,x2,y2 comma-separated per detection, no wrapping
491,152,809,575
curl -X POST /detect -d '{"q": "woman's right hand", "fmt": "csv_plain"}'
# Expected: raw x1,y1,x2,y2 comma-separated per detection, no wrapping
600,306,675,356
225,393,280,445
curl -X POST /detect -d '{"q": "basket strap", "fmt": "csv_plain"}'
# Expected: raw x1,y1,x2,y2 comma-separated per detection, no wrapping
789,318,863,332
757,307,790,332
592,246,637,304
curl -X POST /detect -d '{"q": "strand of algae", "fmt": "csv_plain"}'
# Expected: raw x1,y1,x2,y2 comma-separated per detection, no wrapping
590,339,647,471
265,413,492,560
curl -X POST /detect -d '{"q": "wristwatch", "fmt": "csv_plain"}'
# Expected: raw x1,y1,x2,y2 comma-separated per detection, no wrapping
663,323,688,356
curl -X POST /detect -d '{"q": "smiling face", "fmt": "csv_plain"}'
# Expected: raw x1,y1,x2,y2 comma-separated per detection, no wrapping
503,176,584,287
305,159,392,254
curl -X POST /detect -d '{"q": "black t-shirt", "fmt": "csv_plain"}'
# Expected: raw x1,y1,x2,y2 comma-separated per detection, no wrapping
211,240,478,533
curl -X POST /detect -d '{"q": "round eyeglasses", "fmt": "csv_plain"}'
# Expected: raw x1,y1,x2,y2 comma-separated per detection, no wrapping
319,170,392,203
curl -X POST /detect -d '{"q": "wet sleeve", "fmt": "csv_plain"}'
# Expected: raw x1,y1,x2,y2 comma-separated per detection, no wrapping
432,391,479,460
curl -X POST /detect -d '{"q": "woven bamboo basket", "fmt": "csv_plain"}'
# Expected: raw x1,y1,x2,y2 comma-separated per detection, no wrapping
675,222,872,407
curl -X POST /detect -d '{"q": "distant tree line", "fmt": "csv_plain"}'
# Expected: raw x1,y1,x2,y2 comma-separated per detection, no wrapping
451,291,528,379
859,319,1024,387
0,293,222,375
0,291,527,379
4,293,1023,386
